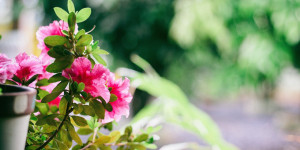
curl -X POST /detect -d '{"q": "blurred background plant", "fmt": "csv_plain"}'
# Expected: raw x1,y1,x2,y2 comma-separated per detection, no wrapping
1,0,300,149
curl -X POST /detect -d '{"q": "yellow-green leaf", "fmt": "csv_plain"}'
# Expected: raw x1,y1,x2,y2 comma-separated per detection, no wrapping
95,135,111,145
108,131,121,143
133,133,148,142
66,122,83,145
59,96,68,115
76,8,91,23
71,116,88,126
77,128,93,135
54,7,68,22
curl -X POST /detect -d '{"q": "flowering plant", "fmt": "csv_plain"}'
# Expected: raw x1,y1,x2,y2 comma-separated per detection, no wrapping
0,1,157,150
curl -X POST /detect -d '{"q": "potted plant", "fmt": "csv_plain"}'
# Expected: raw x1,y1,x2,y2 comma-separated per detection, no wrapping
0,84,36,150
0,1,158,149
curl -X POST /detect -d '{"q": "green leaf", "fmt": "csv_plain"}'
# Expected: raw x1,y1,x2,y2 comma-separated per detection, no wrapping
50,105,59,113
77,128,93,135
93,54,107,66
89,99,105,119
76,8,91,23
95,135,111,145
49,73,68,83
104,103,113,112
108,131,121,143
71,81,78,92
53,80,69,93
37,89,49,100
68,12,76,33
76,34,92,46
75,29,85,40
60,129,73,148
62,30,69,36
91,41,99,50
55,139,69,150
116,135,127,143
88,55,96,68
125,126,132,136
134,134,149,142
71,116,88,126
36,114,58,126
48,48,62,58
82,105,95,116
5,80,17,85
98,145,112,150
104,122,113,131
73,104,83,114
59,96,68,115
41,92,60,103
109,94,118,102
81,91,88,99
12,75,21,83
129,144,146,150
42,124,57,133
52,46,72,56
42,81,68,103
46,55,74,73
142,143,157,149
35,102,49,115
77,82,85,92
54,7,68,22
92,48,109,55
44,35,68,47
71,145,82,150
66,122,83,145
36,79,50,86
25,74,39,86
67,0,75,12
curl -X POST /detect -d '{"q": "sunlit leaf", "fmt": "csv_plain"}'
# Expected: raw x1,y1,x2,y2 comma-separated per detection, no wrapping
67,0,75,13
76,8,91,23
54,7,68,22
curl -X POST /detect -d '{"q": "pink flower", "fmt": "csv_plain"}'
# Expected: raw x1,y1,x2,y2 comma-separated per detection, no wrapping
62,57,111,102
102,73,132,123
63,57,132,123
0,54,18,83
14,53,43,83
36,20,69,56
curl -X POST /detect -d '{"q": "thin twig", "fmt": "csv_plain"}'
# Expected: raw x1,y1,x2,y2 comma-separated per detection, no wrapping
36,107,74,150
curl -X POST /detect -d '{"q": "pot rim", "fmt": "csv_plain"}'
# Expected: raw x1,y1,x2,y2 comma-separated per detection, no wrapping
0,84,36,96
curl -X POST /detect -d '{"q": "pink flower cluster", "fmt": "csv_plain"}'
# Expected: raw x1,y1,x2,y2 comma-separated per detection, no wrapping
0,20,132,123
0,54,18,83
0,53,42,84
63,57,132,123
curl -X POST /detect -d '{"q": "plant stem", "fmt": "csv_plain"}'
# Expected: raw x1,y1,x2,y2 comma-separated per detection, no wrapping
36,106,74,150
80,143,93,150
80,119,102,150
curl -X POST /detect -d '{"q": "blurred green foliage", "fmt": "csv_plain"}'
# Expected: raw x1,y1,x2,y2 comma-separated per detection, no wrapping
170,0,299,97
42,0,300,99
127,55,237,150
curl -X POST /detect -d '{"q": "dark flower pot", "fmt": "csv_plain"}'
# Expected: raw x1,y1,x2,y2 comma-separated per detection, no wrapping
0,84,36,150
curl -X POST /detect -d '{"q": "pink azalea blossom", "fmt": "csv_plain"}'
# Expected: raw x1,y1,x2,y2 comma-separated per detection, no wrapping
36,20,69,56
0,54,18,83
14,53,43,83
102,73,132,123
63,57,132,123
62,57,111,102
